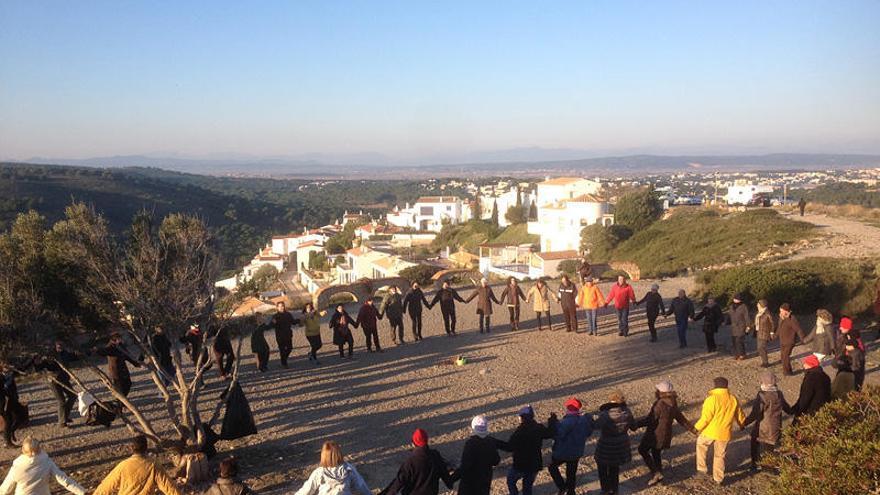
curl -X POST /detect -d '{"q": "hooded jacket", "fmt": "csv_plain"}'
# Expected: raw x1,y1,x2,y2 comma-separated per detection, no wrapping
551,412,593,461
635,392,695,450
0,453,85,495
593,402,635,466
694,388,746,441
294,463,371,495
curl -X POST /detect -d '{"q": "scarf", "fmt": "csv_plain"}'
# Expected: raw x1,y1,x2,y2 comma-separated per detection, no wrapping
815,316,831,334
760,384,778,392
755,306,767,331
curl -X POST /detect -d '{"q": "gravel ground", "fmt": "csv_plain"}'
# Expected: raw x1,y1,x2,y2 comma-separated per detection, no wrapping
2,277,877,495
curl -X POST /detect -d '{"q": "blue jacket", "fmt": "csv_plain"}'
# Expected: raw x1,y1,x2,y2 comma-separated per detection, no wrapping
552,412,593,460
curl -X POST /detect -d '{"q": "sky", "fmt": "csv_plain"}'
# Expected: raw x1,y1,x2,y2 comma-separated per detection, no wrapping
1,1,879,163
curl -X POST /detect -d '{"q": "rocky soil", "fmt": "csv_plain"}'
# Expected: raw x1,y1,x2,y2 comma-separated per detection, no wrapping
2,277,877,495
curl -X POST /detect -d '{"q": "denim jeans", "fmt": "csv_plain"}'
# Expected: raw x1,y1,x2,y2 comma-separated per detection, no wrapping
506,468,537,495
585,309,599,334
676,318,689,347
616,307,630,335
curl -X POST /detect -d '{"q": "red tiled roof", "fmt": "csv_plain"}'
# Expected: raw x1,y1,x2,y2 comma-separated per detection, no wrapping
534,250,579,261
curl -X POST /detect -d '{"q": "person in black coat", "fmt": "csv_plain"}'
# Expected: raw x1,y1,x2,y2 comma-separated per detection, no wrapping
34,341,82,427
452,416,502,495
693,297,724,352
210,325,235,379
330,305,357,358
791,355,832,424
271,301,300,368
664,290,695,348
380,428,455,495
403,283,430,341
180,324,205,366
149,327,175,385
95,333,142,396
429,281,467,336
356,298,384,352
498,406,556,495
637,284,666,342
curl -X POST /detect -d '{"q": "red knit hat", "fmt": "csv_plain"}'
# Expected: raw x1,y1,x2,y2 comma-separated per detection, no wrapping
412,428,428,447
802,354,820,369
564,398,582,411
839,317,853,332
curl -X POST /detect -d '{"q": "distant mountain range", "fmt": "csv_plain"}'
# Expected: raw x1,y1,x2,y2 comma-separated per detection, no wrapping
11,152,880,178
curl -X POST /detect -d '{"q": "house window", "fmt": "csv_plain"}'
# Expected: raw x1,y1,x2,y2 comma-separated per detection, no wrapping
420,206,434,216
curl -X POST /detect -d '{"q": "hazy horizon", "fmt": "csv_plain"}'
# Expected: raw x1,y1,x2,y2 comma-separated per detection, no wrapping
2,1,879,163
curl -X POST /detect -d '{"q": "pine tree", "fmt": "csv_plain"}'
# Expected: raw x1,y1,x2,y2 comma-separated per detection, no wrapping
490,199,499,227
473,192,482,219
529,199,538,221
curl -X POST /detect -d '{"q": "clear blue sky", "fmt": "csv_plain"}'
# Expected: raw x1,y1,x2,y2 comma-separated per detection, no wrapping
1,1,879,162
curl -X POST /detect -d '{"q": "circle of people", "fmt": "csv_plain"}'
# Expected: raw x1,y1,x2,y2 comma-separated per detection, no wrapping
2,274,868,495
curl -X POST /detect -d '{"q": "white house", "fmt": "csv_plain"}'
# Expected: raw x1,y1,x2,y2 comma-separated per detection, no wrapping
528,194,614,253
386,196,464,232
295,240,325,271
726,183,776,205
535,177,602,207
241,247,285,283
271,228,333,256
479,187,537,227
336,245,416,283
528,250,580,279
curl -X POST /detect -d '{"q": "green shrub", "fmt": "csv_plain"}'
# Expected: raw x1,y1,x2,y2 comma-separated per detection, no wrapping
492,223,539,246
697,257,878,315
613,208,815,278
399,264,441,286
614,186,663,231
764,386,880,495
557,259,580,276
580,224,630,262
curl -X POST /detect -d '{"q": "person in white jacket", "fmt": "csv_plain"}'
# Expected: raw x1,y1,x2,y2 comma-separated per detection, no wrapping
294,441,371,495
0,437,85,495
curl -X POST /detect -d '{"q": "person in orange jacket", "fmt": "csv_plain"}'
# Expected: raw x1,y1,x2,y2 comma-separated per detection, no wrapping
576,277,604,336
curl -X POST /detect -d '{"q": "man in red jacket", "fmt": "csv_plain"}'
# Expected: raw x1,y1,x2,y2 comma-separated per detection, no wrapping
605,275,637,337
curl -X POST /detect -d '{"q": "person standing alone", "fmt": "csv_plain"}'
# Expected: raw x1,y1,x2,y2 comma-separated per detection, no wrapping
605,275,636,337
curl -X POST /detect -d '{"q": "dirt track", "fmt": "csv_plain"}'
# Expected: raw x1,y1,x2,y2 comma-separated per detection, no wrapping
2,277,877,495
786,212,880,260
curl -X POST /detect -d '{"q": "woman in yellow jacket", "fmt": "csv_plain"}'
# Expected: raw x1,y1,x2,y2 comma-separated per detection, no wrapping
693,377,746,486
576,277,604,335
526,279,558,330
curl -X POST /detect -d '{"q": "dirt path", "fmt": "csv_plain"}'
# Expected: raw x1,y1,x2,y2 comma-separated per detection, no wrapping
2,277,877,495
786,212,880,260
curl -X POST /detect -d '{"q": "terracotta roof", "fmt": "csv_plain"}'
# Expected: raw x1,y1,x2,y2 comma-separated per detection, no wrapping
539,177,584,186
357,224,376,232
233,297,270,316
373,257,396,270
534,250,580,261
416,196,460,203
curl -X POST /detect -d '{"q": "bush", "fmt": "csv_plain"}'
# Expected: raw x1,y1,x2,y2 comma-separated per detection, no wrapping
580,224,631,262
399,264,441,286
614,186,663,231
613,208,815,278
505,205,527,225
557,259,580,276
764,386,880,495
697,257,878,314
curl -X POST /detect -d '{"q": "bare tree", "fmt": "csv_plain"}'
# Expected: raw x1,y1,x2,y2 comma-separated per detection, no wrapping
52,202,236,447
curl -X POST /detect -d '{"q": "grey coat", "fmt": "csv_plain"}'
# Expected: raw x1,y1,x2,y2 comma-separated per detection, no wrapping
730,303,750,337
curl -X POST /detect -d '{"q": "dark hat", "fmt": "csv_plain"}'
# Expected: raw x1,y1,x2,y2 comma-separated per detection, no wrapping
713,377,729,389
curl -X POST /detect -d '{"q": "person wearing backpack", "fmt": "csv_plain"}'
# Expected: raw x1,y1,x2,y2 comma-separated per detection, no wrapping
294,441,371,495
205,457,250,495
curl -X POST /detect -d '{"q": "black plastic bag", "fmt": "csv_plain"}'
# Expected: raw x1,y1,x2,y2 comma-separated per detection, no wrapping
219,382,257,440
